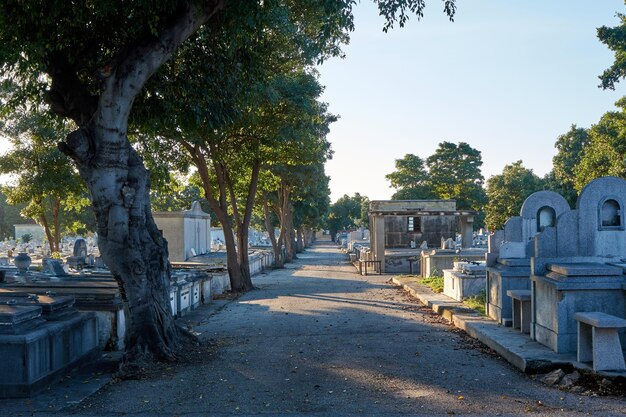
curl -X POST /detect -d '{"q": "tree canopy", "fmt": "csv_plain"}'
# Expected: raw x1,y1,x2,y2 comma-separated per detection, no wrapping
0,0,457,362
385,154,436,200
484,161,545,231
0,105,90,251
550,124,589,206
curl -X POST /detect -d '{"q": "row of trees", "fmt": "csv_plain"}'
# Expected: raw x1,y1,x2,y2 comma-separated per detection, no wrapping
0,1,457,364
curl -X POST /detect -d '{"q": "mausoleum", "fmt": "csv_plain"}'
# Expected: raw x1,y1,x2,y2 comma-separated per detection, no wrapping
368,200,477,273
153,201,211,262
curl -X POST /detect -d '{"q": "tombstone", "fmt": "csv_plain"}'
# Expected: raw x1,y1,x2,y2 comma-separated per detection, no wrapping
66,256,86,270
530,177,626,354
73,238,88,257
42,259,67,277
486,190,570,326
443,261,486,301
95,256,106,269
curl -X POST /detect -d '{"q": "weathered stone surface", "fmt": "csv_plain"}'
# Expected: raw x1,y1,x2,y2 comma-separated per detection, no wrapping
0,304,44,334
0,294,75,321
498,258,530,267
504,216,523,242
42,259,67,276
547,263,622,277
73,238,88,257
559,371,580,388
540,369,565,385
506,289,531,301
499,242,526,259
0,311,98,398
520,190,571,221
556,210,579,257
574,312,626,328
577,177,626,256
488,230,504,254
535,226,557,258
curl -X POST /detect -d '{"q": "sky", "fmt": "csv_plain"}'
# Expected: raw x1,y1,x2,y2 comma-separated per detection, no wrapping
318,0,626,202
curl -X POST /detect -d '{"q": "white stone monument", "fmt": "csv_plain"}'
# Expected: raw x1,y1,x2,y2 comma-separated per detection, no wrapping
153,201,211,262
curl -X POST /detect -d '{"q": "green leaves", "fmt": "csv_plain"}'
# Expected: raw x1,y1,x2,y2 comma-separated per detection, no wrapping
0,103,90,242
386,142,486,212
426,141,486,211
598,13,626,90
484,161,544,231
385,154,436,200
573,99,626,191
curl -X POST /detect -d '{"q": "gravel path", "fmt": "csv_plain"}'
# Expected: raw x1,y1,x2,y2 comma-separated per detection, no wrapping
59,241,626,416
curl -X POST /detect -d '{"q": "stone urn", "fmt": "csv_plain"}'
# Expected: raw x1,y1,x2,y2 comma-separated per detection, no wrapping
14,252,32,273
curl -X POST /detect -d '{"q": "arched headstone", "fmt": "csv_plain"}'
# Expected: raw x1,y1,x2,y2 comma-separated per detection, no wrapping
73,238,87,257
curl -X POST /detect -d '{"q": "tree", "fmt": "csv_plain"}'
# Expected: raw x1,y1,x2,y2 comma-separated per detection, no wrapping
484,161,544,230
150,174,207,214
326,193,368,240
0,108,89,252
426,141,487,211
575,98,626,191
0,0,456,363
598,13,626,90
551,125,589,206
385,154,436,200
0,192,28,240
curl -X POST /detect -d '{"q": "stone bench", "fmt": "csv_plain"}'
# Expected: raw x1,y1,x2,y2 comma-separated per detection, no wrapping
506,290,531,333
573,312,626,372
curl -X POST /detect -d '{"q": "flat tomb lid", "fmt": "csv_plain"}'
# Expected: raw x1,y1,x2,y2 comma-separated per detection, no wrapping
546,263,623,276
0,304,42,325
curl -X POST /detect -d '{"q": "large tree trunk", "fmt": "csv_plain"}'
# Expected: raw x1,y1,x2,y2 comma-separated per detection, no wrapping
55,1,226,364
63,128,184,364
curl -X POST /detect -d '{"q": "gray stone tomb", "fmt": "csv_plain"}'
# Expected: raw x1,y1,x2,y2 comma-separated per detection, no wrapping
530,177,626,354
486,190,570,325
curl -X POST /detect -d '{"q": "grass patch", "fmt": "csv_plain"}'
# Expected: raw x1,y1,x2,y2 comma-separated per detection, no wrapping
418,276,444,293
463,291,486,315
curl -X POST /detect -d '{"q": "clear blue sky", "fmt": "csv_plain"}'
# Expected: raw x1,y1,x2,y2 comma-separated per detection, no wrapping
319,0,625,202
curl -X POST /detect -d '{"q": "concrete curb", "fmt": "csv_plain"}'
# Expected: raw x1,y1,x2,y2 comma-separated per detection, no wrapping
391,276,578,374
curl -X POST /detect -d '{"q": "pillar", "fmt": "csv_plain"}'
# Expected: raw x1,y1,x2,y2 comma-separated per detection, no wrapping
372,214,386,273
460,215,474,248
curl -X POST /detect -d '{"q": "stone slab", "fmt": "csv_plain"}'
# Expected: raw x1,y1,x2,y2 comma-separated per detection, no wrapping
497,258,530,267
0,295,75,321
574,312,626,328
0,304,42,326
0,312,99,398
547,262,622,276
392,276,578,373
537,273,626,290
506,289,531,301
